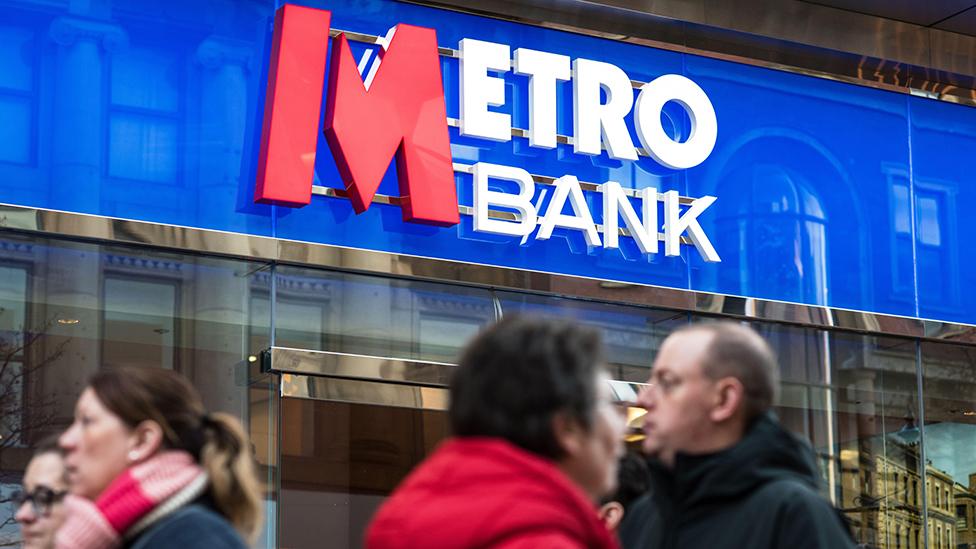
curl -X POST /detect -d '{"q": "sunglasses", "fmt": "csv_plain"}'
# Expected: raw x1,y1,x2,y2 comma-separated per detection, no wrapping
12,486,67,517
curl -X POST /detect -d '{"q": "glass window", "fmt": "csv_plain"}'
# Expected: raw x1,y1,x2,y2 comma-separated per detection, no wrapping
251,293,328,351
0,263,28,334
0,263,28,445
917,195,941,247
747,322,921,548
108,45,181,183
498,291,686,381
103,276,178,370
922,340,976,549
0,96,31,164
108,113,179,183
418,314,481,361
884,169,915,297
891,182,911,235
110,47,179,112
0,26,33,92
9,229,976,548
278,397,449,549
272,266,497,364
0,25,33,165
0,235,274,545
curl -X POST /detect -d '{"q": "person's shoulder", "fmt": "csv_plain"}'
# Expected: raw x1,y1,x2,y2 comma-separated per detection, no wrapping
127,504,247,549
618,492,658,548
754,479,857,548
753,476,824,505
751,478,843,526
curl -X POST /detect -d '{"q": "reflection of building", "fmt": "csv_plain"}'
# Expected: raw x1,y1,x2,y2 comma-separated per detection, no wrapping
836,438,970,549
926,467,955,549
838,442,924,549
955,474,976,549
877,455,924,549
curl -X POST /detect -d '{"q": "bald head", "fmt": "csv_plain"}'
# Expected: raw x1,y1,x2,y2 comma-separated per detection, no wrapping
677,322,779,422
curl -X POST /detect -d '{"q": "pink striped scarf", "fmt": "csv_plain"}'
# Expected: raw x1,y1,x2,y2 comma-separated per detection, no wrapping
55,451,207,549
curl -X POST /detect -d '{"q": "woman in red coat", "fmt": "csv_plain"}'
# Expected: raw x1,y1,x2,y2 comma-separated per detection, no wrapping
367,316,626,549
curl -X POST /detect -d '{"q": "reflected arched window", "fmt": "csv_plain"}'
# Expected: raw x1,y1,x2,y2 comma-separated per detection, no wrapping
715,157,829,305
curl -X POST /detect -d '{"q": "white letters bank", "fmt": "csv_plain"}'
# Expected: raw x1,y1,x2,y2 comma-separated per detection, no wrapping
453,37,721,262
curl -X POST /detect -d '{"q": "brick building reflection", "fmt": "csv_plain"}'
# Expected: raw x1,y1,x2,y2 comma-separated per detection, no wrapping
838,437,973,549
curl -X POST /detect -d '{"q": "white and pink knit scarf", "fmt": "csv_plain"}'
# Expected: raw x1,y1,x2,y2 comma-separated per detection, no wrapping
55,451,208,549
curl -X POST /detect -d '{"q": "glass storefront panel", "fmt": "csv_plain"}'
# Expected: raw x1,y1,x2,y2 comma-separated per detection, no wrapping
102,276,178,369
830,332,922,549
6,230,976,549
271,266,497,364
0,234,276,546
267,304,932,549
748,322,923,548
921,341,976,549
496,291,687,382
250,366,281,548
278,391,449,549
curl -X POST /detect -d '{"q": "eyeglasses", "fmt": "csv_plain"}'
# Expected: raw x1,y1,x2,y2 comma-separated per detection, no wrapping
12,486,67,517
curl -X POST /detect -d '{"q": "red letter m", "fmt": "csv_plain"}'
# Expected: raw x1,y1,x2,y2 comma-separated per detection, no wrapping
255,5,459,227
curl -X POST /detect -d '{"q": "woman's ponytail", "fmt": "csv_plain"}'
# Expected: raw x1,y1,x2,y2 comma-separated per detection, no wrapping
200,412,263,543
89,367,265,543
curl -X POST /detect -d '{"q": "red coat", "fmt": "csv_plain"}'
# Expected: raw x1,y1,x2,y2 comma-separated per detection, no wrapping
366,437,620,549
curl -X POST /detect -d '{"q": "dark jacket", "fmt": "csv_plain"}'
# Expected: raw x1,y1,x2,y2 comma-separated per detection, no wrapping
366,437,620,549
619,414,856,549
125,503,247,549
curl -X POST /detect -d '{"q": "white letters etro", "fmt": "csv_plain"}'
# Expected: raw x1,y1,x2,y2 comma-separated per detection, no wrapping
458,37,721,262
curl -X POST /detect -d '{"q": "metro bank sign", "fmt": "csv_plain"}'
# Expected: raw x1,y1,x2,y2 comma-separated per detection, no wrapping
255,4,721,263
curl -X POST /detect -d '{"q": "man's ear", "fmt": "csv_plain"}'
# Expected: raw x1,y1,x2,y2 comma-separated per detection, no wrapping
126,420,165,464
710,377,745,424
598,501,625,531
551,412,585,457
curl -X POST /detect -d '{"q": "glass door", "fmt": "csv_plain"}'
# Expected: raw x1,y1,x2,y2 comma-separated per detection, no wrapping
274,368,450,549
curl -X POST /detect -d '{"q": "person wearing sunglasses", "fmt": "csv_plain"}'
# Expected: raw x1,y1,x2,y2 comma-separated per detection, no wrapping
15,435,68,549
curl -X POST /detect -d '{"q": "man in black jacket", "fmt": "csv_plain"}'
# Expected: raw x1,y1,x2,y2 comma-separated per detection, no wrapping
619,322,856,549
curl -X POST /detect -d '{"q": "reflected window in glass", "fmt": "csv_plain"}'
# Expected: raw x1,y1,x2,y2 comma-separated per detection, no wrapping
272,266,496,363
749,321,921,548
107,45,181,183
0,25,34,165
103,276,178,370
922,340,976,549
498,291,685,381
0,263,29,445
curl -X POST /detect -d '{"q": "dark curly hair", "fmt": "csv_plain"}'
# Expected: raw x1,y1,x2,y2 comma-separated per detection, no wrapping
449,315,605,459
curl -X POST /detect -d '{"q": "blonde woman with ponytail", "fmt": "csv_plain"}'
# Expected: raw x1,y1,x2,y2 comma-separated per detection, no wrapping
56,367,263,549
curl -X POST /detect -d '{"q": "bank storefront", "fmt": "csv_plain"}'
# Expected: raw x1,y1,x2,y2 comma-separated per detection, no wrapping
1,0,975,547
